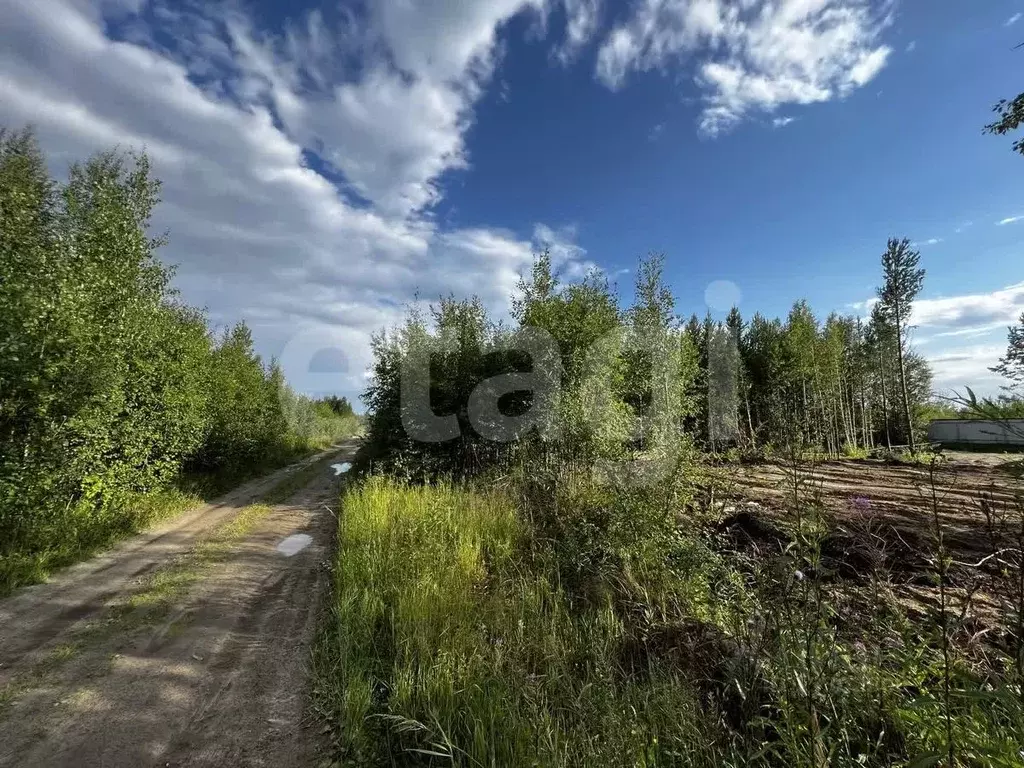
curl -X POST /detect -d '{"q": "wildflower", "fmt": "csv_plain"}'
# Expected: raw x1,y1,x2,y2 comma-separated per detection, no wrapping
850,495,871,512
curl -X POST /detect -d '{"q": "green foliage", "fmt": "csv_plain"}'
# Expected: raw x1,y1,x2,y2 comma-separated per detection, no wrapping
0,128,358,592
331,224,1018,764
991,311,1024,391
320,394,355,418
360,236,937,481
984,92,1024,156
315,477,727,767
318,459,1024,766
360,254,643,477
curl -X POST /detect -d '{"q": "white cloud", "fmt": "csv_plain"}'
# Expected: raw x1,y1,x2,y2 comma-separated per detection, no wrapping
848,281,1024,395
918,324,1010,343
905,40,916,53
1006,12,1022,27
554,0,604,63
997,215,1023,225
532,223,599,280
772,115,796,128
928,345,1007,395
910,281,1024,330
595,0,892,136
851,282,1024,335
911,237,943,246
212,0,552,218
0,0,592,400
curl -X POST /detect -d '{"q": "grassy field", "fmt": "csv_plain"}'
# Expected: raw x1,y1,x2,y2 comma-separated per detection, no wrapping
313,457,1024,767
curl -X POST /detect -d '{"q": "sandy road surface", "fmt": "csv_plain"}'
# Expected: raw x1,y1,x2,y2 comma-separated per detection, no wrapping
0,440,357,767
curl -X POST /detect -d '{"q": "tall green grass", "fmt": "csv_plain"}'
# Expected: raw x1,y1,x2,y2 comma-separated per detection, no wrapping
315,468,1024,767
313,477,723,767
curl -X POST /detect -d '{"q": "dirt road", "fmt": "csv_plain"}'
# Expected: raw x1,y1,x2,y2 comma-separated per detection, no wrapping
0,441,357,767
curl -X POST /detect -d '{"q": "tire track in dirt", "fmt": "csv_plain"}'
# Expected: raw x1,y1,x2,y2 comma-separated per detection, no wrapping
0,440,357,767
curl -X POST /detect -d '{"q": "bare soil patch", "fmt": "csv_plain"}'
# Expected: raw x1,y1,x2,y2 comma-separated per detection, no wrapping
728,455,1022,566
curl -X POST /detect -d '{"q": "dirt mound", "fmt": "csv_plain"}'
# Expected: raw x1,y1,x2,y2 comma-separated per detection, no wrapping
715,505,790,553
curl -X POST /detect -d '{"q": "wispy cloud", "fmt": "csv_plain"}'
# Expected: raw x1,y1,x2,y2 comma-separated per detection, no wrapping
595,0,893,137
912,237,943,246
954,221,973,234
772,116,795,128
1006,12,1022,27
997,215,1024,225
905,40,916,53
553,0,604,64
918,323,1009,343
851,281,1024,332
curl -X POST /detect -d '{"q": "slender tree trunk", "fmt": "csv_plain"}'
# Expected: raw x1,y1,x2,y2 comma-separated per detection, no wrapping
893,302,916,453
860,386,870,448
744,389,754,445
877,348,892,450
801,378,808,445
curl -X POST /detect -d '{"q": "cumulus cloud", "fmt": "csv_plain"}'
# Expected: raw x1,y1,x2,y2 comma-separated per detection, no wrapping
850,282,1024,335
595,0,892,136
0,0,592,400
847,281,1024,395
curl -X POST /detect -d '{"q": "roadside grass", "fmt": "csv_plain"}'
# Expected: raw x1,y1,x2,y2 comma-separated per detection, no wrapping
313,467,1024,767
0,441,352,596
0,485,203,598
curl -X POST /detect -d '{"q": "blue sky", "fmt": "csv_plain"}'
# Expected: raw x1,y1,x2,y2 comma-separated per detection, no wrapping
2,0,1022,401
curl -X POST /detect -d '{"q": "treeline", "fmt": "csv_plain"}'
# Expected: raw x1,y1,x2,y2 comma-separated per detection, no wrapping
713,246,931,455
362,242,932,474
0,129,357,587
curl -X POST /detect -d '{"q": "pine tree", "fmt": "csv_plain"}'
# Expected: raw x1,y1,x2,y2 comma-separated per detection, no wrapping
877,238,925,452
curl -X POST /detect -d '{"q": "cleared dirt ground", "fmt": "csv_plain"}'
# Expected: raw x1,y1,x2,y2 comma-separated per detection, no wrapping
729,454,1022,561
0,440,358,768
710,453,1024,632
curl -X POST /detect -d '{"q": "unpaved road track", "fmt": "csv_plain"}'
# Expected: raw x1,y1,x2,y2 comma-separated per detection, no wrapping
0,440,357,767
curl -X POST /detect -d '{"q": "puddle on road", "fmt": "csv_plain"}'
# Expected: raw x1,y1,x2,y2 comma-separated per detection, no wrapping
331,462,352,476
276,534,313,557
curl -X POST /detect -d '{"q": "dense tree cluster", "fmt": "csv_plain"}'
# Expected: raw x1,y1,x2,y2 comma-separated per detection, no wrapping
361,243,935,476
0,129,355,580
